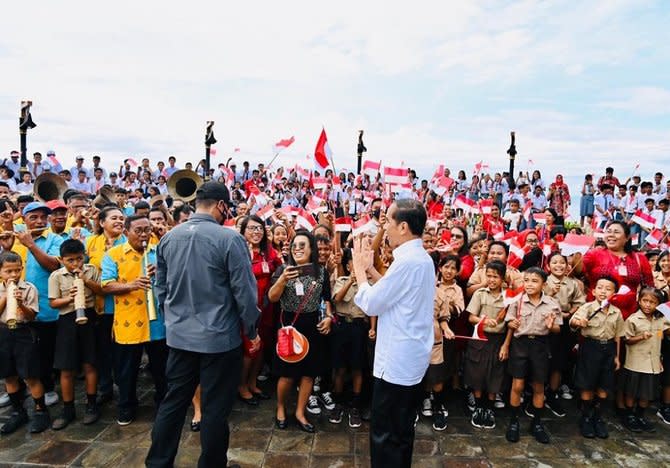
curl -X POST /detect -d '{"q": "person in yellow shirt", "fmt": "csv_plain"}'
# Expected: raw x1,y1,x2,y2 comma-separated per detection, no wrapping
101,214,166,426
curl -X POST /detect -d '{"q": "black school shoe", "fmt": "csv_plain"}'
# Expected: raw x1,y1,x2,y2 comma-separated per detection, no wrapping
637,416,655,433
623,413,642,432
52,406,76,430
593,414,608,439
579,414,596,438
0,409,29,434
506,417,520,443
82,402,100,425
545,393,566,418
530,419,550,444
29,410,51,433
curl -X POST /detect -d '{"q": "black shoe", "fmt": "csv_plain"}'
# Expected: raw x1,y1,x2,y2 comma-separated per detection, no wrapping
432,410,448,431
523,403,535,418
623,413,642,432
117,409,135,426
579,415,596,438
637,416,655,433
0,409,29,434
82,403,100,425
470,407,485,428
506,418,520,443
348,407,362,428
190,420,201,432
482,409,496,429
530,419,550,444
545,395,566,417
238,394,259,406
361,407,371,422
52,407,76,431
96,392,113,406
29,410,51,434
657,406,670,425
297,419,315,433
252,391,271,401
274,417,288,430
593,415,608,439
328,405,344,424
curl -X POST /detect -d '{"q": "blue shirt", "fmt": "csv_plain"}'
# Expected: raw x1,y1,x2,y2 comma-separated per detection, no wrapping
22,234,64,322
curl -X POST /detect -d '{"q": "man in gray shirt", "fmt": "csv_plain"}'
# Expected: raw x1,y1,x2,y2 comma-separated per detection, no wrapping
146,182,260,468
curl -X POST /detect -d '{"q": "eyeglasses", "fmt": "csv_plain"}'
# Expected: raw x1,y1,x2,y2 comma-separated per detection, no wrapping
292,242,308,250
131,227,153,235
246,225,264,232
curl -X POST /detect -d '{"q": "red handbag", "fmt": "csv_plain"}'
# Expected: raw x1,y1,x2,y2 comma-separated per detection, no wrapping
277,282,316,360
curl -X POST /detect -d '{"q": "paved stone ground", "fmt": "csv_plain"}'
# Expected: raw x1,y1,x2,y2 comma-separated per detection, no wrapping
1,377,669,468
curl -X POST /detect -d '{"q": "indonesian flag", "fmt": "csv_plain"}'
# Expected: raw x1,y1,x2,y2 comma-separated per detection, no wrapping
604,285,633,309
430,165,444,184
223,219,236,230
331,175,343,191
383,166,408,185
658,302,670,321
479,199,493,215
503,286,525,306
127,158,138,167
507,239,529,269
631,233,639,246
335,217,353,232
245,182,269,204
533,213,546,224
496,230,518,244
273,136,295,154
312,177,328,191
307,197,327,215
541,241,553,257
295,208,317,231
471,320,488,341
352,215,376,236
522,201,532,222
558,233,596,256
473,161,488,175
313,128,331,170
454,195,477,213
387,182,412,192
222,166,235,184
432,176,454,196
631,209,657,231
362,160,381,178
646,228,665,246
294,164,310,180
256,204,275,221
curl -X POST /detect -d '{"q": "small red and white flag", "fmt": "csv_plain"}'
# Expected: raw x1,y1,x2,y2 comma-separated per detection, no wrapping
313,128,332,170
522,201,532,222
362,160,381,178
256,204,275,221
223,219,236,230
295,208,317,231
383,166,408,186
533,213,546,224
352,215,376,236
294,164,310,180
307,197,327,215
234,148,240,153
453,195,477,213
331,175,343,191
503,286,525,306
311,177,328,191
272,136,295,154
646,228,665,246
127,158,138,167
603,285,633,309
473,161,489,175
558,233,596,256
479,199,493,215
631,210,657,231
432,176,454,196
335,217,353,232
471,320,488,341
507,239,529,269
430,165,444,184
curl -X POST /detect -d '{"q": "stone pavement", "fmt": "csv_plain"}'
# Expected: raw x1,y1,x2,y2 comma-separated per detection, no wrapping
1,379,669,468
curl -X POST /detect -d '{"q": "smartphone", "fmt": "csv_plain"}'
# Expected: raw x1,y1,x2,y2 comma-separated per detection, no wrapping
295,263,316,277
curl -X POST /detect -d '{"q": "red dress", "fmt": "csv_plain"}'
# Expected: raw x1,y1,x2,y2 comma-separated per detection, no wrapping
582,248,653,319
250,248,283,354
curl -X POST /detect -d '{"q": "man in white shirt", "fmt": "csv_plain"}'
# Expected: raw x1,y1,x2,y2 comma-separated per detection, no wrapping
353,199,434,468
654,199,670,231
28,152,50,179
89,168,107,194
71,170,92,195
164,156,179,178
91,155,107,180
70,156,88,181
0,167,17,192
3,151,21,180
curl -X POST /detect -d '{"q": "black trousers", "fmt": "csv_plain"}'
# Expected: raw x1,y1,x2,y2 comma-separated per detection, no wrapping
370,377,421,468
96,314,115,395
114,340,168,411
33,321,58,392
146,346,242,468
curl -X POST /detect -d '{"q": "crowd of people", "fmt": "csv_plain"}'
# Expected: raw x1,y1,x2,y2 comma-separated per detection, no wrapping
1,149,670,463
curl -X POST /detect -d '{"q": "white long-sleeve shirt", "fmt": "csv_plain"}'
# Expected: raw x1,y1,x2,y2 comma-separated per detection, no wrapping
354,238,435,386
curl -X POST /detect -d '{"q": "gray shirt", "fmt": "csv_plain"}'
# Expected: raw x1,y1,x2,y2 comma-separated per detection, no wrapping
155,213,259,353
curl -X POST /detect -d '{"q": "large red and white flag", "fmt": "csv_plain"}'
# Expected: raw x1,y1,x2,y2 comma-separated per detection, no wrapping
558,233,596,256
362,160,381,178
631,210,657,231
335,217,353,232
313,128,332,170
295,208,317,231
453,195,477,213
272,136,295,154
383,166,408,186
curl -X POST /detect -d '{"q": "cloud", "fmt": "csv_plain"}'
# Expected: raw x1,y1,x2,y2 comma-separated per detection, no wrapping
600,87,670,116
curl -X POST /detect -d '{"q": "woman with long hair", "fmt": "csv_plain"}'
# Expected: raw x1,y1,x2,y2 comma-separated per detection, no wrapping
548,174,570,218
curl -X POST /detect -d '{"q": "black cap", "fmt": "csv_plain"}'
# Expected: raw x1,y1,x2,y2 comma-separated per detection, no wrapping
196,181,230,203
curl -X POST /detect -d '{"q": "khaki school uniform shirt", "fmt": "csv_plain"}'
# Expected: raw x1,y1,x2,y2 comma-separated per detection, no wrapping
571,301,624,341
544,275,586,314
623,310,670,374
505,293,562,338
653,271,669,295
430,285,452,365
47,264,100,314
466,287,506,334
468,266,523,290
0,280,39,324
438,282,464,315
333,276,366,319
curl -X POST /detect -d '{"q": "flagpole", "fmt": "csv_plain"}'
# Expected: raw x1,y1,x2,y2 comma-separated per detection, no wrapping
267,152,280,170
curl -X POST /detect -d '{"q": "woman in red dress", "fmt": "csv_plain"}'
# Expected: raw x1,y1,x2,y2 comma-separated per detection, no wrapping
238,215,283,404
548,175,571,219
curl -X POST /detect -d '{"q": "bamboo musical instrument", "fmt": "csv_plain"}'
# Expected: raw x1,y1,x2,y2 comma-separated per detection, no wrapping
6,281,18,329
73,277,88,324
0,228,48,239
142,241,158,321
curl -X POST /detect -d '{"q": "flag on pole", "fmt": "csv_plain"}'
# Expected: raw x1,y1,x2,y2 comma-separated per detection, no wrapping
256,204,275,221
558,233,596,256
479,199,493,215
295,209,317,231
503,287,525,306
471,320,488,341
453,195,477,213
362,160,381,178
507,239,528,269
631,210,657,231
313,128,331,170
311,177,328,191
383,166,408,185
272,136,295,154
646,228,665,246
335,217,353,232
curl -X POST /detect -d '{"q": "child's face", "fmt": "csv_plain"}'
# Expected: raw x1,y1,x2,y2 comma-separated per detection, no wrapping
646,201,655,210
61,253,85,273
639,294,660,315
422,233,434,250
659,255,670,273
549,255,567,277
440,261,458,282
648,255,659,271
593,279,616,303
510,202,519,213
523,272,545,296
485,269,503,290
487,245,507,263
0,261,22,283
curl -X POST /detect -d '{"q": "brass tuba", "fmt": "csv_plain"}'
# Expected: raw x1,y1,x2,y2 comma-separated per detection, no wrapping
93,185,116,209
167,169,202,202
33,172,68,202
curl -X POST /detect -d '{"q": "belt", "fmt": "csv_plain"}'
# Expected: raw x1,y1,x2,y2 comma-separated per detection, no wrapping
522,335,547,340
0,321,29,330
336,314,368,323
586,337,614,345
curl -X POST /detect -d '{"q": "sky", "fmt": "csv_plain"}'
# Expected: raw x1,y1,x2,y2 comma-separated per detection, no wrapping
0,0,669,184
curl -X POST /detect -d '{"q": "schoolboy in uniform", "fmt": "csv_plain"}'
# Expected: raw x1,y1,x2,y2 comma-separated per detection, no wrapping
504,267,561,444
465,260,508,430
467,241,523,297
48,239,104,429
0,252,50,434
570,276,623,439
